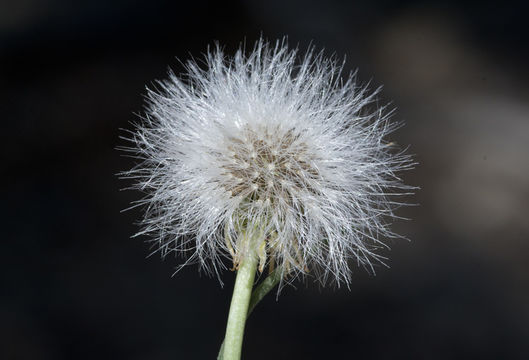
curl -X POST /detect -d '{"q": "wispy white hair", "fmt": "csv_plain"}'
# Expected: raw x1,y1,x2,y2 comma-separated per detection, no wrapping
123,38,414,287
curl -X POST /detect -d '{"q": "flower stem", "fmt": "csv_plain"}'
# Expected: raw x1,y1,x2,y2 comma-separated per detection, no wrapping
217,268,282,359
222,251,258,360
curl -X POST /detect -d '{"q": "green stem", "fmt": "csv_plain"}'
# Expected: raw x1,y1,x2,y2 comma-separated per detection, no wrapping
222,252,258,360
217,268,282,360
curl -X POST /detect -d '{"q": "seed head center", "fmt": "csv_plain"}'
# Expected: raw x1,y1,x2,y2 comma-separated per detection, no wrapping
222,127,320,200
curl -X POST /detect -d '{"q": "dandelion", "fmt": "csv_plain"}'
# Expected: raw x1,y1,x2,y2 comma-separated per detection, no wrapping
123,38,413,360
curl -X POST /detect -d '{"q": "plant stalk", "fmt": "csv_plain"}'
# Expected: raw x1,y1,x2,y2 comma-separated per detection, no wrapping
218,268,282,359
222,251,258,360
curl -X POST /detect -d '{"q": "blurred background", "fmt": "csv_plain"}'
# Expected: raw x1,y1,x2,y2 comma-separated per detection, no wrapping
2,0,528,359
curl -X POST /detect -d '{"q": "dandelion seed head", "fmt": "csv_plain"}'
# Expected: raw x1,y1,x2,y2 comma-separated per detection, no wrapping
123,38,414,286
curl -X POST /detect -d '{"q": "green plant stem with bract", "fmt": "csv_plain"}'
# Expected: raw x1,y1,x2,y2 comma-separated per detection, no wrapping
218,268,282,359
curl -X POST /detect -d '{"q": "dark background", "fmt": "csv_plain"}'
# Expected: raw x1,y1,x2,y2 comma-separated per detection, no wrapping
2,0,528,359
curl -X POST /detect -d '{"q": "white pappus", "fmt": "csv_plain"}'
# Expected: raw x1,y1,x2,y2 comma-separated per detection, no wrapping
123,38,414,287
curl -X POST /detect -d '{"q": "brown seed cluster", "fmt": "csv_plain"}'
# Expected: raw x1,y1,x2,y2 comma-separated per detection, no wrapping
221,126,321,205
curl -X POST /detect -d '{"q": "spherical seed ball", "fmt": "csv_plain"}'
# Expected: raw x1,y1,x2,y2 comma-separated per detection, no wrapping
124,39,414,286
